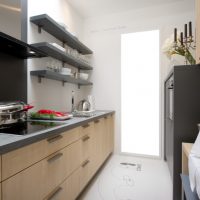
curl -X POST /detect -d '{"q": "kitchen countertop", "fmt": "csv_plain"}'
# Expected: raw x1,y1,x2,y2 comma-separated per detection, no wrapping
0,110,114,155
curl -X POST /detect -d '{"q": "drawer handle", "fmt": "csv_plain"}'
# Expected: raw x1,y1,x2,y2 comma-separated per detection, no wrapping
94,120,100,123
82,124,90,128
104,116,108,119
47,153,63,163
82,159,90,167
47,187,63,200
82,135,90,142
47,135,63,143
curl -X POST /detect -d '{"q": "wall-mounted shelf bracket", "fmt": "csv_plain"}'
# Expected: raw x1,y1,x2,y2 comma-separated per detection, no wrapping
38,25,43,34
62,81,66,86
38,76,43,83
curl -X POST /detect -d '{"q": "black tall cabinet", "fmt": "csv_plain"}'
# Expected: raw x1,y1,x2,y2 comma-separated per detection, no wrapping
164,65,200,200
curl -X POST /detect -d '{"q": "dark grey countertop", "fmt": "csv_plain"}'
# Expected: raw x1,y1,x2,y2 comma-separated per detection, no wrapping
0,110,115,155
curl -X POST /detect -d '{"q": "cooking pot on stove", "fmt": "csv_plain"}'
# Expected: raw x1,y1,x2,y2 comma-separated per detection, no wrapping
0,101,33,127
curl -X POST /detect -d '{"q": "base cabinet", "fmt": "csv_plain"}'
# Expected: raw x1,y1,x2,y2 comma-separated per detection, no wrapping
44,168,80,200
2,140,81,200
1,113,114,200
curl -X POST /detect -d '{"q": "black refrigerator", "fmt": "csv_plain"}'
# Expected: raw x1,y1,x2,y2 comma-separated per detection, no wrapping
164,65,200,200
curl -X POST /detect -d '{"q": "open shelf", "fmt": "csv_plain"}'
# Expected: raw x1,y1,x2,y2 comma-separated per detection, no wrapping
30,70,93,87
0,32,46,59
31,42,93,70
30,14,93,55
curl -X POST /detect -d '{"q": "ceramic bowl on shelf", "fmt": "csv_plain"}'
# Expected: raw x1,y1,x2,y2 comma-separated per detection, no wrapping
79,73,89,80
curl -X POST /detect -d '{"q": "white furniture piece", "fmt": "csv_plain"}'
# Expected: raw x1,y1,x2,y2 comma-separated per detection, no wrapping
181,143,199,200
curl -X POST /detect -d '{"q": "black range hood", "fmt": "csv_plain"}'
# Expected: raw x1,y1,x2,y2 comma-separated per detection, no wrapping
0,32,46,59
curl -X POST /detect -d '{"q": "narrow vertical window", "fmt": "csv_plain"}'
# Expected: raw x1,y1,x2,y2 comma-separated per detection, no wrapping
121,30,160,157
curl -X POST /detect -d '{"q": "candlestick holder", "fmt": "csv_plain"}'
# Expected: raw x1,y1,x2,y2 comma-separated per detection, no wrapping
173,35,196,65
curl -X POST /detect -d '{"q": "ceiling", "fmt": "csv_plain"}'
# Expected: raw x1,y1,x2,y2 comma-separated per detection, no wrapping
67,0,183,18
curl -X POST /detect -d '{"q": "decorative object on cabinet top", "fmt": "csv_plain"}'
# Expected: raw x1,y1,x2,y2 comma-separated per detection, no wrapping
31,42,93,70
30,14,93,55
0,32,46,58
30,70,93,87
162,21,196,65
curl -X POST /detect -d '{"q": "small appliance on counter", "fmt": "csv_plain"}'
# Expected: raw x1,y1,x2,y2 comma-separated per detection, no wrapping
0,101,33,128
73,96,96,117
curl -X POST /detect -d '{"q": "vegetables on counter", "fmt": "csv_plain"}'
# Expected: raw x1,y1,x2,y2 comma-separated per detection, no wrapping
37,109,66,117
30,109,71,120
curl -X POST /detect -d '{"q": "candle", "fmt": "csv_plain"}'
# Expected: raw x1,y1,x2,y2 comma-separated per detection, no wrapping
174,28,177,42
181,32,183,45
189,21,192,37
185,24,187,38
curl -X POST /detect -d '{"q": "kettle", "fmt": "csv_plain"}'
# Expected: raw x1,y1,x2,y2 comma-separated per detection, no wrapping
77,100,91,111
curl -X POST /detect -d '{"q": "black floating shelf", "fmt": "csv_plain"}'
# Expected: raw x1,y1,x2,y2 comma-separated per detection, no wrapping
31,42,92,70
0,32,46,59
30,14,93,55
180,174,199,200
31,70,93,87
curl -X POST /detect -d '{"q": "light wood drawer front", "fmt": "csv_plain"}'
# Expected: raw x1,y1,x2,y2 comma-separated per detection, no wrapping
45,127,80,156
2,160,44,200
2,140,81,200
80,159,92,192
81,133,91,163
44,168,80,200
81,122,94,137
2,127,80,180
2,139,45,181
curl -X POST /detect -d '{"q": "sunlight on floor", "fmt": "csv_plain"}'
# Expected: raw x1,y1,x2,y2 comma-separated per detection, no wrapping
78,155,172,200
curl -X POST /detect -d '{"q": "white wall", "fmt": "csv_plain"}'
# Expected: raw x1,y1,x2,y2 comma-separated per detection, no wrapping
27,0,92,112
83,0,195,156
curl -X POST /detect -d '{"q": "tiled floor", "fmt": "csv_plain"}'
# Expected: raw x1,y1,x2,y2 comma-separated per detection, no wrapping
78,154,172,200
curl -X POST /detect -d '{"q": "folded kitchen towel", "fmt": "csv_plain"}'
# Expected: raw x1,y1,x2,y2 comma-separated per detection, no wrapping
191,132,200,157
189,131,200,192
195,166,200,198
189,155,199,191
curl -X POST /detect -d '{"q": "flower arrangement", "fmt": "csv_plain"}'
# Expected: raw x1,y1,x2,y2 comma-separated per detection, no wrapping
162,26,196,65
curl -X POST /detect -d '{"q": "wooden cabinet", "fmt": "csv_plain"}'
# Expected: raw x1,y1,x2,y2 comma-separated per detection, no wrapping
196,0,200,63
2,140,81,200
1,114,114,200
2,127,80,180
44,168,80,200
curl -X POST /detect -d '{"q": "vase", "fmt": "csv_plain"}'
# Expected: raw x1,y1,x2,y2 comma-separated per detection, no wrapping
170,54,185,66
185,49,196,65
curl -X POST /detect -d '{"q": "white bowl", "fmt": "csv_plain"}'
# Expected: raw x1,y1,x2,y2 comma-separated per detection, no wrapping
79,73,89,80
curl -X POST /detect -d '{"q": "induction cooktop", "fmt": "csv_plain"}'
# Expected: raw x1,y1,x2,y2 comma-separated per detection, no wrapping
0,120,65,135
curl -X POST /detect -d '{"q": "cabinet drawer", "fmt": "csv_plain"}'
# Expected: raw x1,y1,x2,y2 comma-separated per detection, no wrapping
44,168,80,200
80,159,92,192
2,127,80,180
43,140,81,196
81,122,94,137
80,133,91,163
2,140,81,200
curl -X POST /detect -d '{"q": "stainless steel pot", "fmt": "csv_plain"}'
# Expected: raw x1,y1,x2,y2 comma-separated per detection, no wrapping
0,101,28,127
77,100,91,111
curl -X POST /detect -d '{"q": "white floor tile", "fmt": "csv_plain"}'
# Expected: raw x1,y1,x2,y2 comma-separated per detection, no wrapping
78,154,172,200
